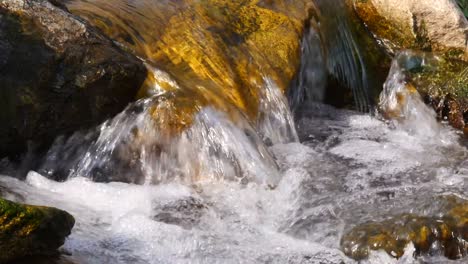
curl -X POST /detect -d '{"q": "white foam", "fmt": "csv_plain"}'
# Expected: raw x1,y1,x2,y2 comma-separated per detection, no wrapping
330,113,463,176
0,171,351,264
364,243,416,264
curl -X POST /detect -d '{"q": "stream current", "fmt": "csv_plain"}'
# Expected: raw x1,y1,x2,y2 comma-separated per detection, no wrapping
1,79,467,263
0,1,467,263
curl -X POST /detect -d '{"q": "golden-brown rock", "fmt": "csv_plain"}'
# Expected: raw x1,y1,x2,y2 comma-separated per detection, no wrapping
63,0,312,123
341,196,468,260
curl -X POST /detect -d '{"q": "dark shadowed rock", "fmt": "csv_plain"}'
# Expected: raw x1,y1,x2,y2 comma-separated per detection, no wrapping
0,197,75,263
0,0,146,164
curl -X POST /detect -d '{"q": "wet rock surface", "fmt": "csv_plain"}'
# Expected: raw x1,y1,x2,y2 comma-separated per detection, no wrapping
0,0,146,163
0,197,75,263
61,0,312,122
341,196,468,260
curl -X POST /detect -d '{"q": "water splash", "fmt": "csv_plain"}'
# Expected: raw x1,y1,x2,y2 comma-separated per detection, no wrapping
155,107,281,185
3,97,467,263
139,63,181,97
68,101,279,185
36,67,296,186
379,51,456,140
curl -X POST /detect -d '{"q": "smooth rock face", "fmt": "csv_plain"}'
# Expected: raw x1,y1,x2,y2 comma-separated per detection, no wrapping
354,0,468,59
0,0,146,161
0,197,75,263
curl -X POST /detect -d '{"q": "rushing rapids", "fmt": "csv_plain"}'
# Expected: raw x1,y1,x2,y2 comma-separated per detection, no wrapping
0,0,467,263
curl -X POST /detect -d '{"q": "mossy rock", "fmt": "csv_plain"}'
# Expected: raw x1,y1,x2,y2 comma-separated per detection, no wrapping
409,57,468,130
395,51,468,131
0,198,75,263
341,196,468,260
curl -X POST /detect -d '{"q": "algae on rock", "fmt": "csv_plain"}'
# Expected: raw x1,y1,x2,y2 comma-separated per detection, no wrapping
0,198,75,263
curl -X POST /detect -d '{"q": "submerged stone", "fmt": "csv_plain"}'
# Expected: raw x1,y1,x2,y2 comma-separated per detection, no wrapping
341,196,468,260
0,197,75,263
0,0,146,163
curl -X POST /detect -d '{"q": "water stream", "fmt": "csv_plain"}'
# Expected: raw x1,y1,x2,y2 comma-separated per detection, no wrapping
2,55,467,262
0,1,467,264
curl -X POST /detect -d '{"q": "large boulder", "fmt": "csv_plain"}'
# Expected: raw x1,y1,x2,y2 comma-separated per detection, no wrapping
0,197,75,263
0,0,147,161
61,0,312,121
353,0,468,60
65,0,391,114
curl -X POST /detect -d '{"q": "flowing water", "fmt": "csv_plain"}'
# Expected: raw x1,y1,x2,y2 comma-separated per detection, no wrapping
1,1,467,264
1,55,467,262
289,0,374,113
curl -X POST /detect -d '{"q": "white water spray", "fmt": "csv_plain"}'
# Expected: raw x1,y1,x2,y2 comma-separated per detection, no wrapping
379,51,458,142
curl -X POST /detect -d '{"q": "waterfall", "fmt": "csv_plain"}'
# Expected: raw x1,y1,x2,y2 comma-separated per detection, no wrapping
288,26,327,112
258,77,299,145
39,68,300,186
289,0,373,112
